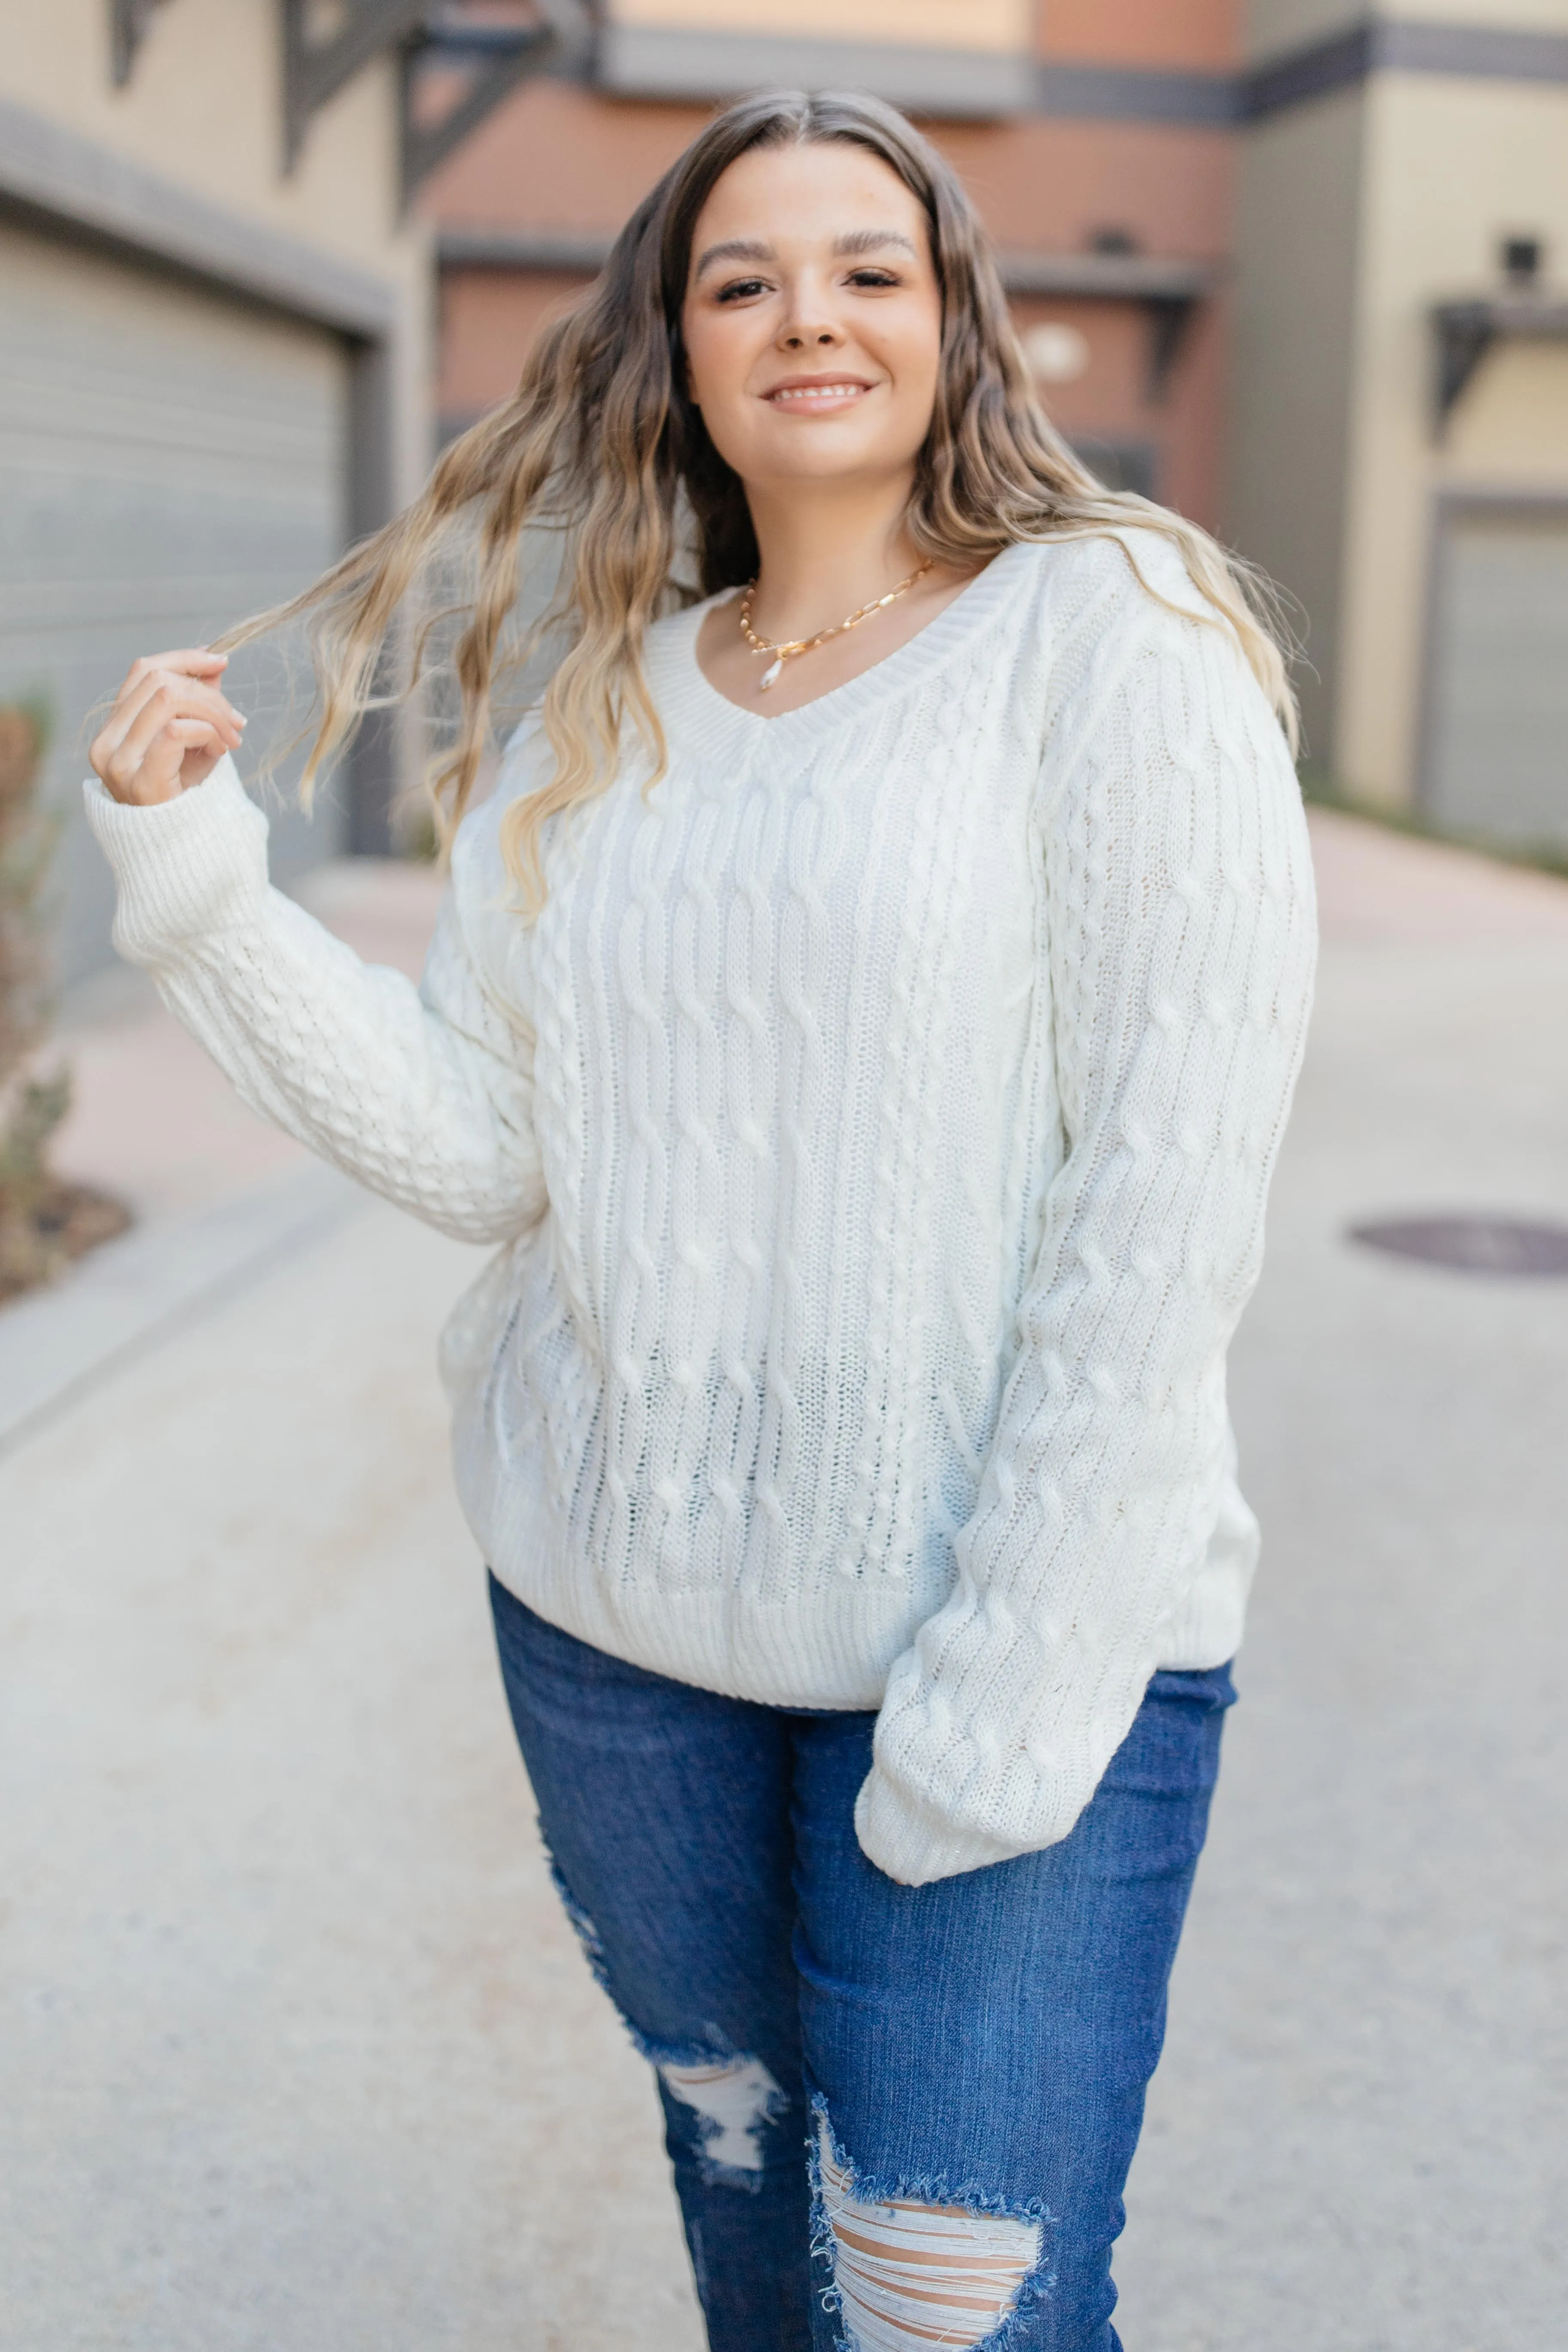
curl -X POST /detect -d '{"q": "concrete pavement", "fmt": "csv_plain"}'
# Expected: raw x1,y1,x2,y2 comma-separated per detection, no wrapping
3,813,1567,2350
1114,817,1568,2351
5,856,705,2350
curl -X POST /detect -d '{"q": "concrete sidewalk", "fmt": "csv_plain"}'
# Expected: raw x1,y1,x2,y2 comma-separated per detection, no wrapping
3,860,704,2351
3,814,1567,2350
1117,819,1568,2350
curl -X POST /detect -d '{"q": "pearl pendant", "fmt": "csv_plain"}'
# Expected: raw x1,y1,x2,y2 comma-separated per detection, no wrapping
760,656,784,690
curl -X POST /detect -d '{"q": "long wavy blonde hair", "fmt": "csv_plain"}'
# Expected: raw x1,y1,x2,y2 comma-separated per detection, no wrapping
221,88,1295,908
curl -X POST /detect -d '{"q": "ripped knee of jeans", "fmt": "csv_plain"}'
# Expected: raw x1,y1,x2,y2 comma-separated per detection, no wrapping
811,2110,1045,2351
542,1857,790,2190
545,1858,789,2188
658,2052,789,2188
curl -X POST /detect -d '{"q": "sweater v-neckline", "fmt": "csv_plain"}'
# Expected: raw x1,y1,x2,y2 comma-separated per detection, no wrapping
652,540,1037,760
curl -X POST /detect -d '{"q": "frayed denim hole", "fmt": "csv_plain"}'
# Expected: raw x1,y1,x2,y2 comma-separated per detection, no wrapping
545,1852,617,2002
692,2155,765,2194
805,2095,845,2325
806,2094,1057,2229
977,2248,1072,2352
659,2055,793,2194
538,1838,796,2195
806,2095,1063,2352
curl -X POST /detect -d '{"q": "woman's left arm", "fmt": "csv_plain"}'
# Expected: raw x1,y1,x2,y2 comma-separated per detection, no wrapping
856,590,1318,1886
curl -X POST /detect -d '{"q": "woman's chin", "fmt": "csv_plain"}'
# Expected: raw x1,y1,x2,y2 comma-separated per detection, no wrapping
733,439,920,494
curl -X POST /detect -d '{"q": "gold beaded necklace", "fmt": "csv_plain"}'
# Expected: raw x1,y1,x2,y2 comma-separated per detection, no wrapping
737,561,933,691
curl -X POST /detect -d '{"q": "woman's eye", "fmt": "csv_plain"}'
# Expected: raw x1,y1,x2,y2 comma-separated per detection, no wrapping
847,269,901,289
715,278,770,303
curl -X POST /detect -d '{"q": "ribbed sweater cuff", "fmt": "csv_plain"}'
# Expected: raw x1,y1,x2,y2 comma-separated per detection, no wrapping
83,757,271,967
853,1764,1022,1888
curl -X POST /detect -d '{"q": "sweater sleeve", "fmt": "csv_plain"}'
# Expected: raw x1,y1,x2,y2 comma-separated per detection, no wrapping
83,758,547,1244
855,589,1317,1886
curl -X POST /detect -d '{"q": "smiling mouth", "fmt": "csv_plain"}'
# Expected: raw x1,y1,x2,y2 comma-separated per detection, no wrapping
763,380,875,410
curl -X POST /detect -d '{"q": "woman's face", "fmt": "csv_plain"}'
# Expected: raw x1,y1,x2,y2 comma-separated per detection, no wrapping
680,141,944,498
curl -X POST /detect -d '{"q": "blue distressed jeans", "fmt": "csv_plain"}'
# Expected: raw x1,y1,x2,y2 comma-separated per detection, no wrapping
488,1573,1234,2352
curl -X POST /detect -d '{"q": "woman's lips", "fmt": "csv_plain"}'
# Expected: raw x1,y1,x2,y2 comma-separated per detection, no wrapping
762,380,875,410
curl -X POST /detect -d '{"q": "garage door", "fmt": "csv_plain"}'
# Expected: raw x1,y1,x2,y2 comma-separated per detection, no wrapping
1422,500,1568,849
0,218,352,980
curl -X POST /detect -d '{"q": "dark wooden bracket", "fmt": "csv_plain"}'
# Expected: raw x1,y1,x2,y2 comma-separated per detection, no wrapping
1140,294,1200,405
1432,293,1568,432
998,249,1214,407
109,0,172,85
401,6,592,196
281,4,590,189
282,0,433,172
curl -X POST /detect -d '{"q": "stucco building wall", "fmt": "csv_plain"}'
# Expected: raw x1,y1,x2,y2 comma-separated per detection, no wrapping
1227,90,1366,765
1337,70,1568,804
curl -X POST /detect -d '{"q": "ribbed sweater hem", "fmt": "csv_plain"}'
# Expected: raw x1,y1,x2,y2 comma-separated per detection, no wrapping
467,1487,1247,1716
477,1515,908,1713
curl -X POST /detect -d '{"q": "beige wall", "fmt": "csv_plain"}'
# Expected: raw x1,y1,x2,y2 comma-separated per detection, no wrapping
1225,89,1366,765
1249,0,1568,42
1379,0,1568,25
608,0,1031,47
1245,0,1363,56
1335,73,1568,804
0,0,432,502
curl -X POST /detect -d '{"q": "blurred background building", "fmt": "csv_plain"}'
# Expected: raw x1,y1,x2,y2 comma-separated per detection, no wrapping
0,2,444,976
1235,3,1568,849
3,1,1566,981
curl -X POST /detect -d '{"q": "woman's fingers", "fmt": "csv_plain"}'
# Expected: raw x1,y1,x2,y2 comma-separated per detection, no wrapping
117,647,229,697
97,692,188,802
113,685,203,774
96,651,241,767
92,666,174,761
99,669,242,759
91,662,246,805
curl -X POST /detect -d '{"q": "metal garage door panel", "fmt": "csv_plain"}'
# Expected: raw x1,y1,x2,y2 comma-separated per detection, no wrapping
1423,504,1568,849
0,219,351,980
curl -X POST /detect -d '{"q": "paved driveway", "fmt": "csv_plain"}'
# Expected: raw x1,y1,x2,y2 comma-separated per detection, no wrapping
3,814,1565,2351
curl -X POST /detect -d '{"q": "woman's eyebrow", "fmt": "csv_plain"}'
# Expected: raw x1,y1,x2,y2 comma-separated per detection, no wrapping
693,228,920,280
693,237,776,279
833,230,918,259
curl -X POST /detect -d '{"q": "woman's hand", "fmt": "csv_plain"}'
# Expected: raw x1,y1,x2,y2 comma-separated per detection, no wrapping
89,649,246,806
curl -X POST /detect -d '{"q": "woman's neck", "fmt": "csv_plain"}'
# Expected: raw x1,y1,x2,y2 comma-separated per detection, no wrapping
744,474,922,641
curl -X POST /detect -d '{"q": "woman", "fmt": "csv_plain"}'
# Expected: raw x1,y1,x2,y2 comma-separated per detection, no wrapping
87,90,1315,2352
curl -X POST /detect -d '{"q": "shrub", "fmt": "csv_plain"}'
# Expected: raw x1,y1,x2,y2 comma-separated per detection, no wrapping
0,704,128,1299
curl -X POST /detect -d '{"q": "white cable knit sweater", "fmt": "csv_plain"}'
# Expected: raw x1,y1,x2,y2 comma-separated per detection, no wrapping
85,532,1315,1886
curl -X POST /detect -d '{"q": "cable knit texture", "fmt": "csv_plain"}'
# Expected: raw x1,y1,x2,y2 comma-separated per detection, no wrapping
85,533,1315,1884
